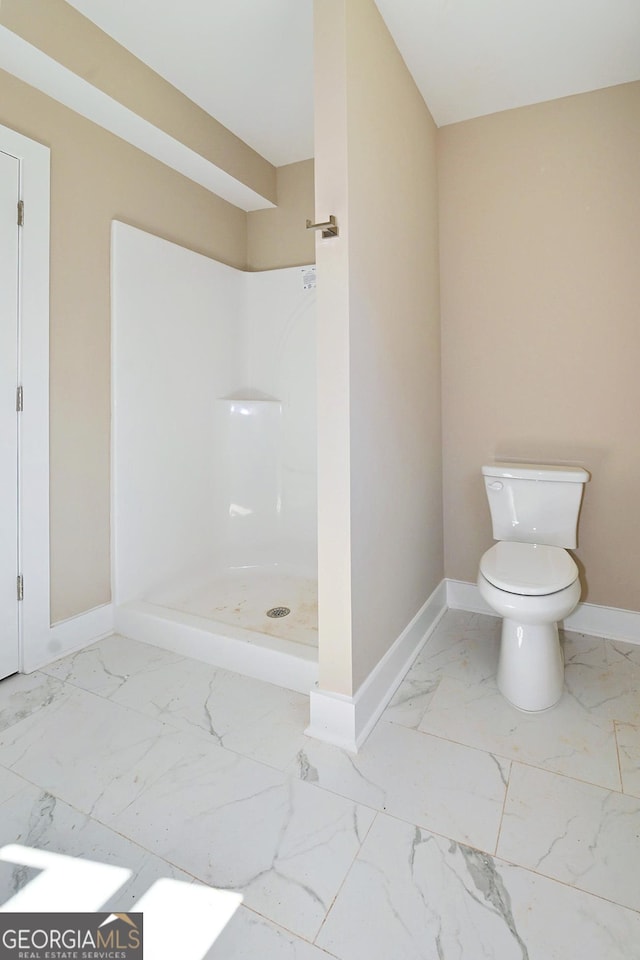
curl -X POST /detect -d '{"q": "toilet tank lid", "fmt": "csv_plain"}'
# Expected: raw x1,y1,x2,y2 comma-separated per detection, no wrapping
482,462,590,483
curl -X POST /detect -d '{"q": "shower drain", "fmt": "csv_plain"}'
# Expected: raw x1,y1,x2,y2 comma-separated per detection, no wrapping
266,606,291,619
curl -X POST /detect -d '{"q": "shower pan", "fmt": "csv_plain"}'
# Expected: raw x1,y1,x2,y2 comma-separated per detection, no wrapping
111,222,318,692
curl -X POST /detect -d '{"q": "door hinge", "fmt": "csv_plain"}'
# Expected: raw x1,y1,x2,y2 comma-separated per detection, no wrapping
17,200,24,227
17,575,24,602
16,385,23,412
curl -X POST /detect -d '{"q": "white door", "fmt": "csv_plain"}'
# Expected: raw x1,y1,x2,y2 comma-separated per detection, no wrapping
0,149,20,680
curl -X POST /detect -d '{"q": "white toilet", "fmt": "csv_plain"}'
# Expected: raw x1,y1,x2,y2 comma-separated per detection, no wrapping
477,462,590,712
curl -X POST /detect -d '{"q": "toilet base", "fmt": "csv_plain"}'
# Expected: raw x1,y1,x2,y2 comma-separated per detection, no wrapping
497,619,564,712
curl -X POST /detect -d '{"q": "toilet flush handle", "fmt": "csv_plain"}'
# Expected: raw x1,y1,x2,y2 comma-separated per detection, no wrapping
488,481,503,491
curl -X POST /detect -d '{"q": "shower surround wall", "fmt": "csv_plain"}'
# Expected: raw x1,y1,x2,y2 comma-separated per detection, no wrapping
111,222,317,691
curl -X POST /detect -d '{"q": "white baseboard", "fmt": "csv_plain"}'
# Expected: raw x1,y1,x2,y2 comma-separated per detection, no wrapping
25,602,115,672
446,579,494,616
563,601,640,644
446,578,640,646
306,580,448,752
115,601,318,695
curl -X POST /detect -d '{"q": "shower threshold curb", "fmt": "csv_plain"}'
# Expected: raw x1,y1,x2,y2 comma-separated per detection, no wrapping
114,600,318,694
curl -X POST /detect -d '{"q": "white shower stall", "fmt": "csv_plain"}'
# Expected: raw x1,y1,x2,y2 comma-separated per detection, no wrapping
111,222,318,692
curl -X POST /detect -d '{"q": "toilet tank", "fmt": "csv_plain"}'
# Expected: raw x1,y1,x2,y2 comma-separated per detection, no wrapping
482,463,590,548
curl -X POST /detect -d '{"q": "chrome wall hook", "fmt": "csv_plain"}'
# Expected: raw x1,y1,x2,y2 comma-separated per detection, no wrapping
306,215,338,239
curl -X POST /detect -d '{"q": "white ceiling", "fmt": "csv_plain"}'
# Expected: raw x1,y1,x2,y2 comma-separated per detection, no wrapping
376,0,640,127
66,0,315,166
66,0,640,167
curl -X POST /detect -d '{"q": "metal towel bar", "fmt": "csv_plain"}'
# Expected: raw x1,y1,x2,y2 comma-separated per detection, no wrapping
305,215,338,239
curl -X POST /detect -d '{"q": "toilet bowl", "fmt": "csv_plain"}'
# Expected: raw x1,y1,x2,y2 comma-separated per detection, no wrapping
478,463,589,712
478,541,581,710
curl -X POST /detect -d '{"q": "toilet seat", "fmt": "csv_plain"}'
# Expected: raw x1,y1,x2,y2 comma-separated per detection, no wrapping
480,541,578,596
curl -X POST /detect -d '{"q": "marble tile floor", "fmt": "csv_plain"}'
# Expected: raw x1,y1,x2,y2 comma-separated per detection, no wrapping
0,610,639,958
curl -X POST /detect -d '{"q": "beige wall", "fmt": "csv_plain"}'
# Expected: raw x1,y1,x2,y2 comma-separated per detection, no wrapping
315,0,443,694
314,0,354,694
247,160,315,270
0,68,248,623
439,81,640,610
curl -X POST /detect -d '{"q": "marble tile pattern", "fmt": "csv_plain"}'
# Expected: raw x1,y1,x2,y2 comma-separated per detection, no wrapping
564,631,640,724
292,720,509,853
43,635,309,770
616,721,640,798
498,763,640,912
317,813,640,960
0,611,639,958
416,674,621,790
